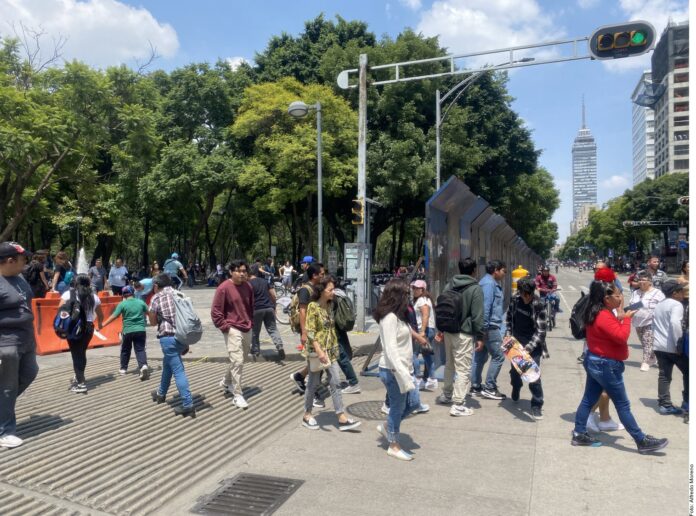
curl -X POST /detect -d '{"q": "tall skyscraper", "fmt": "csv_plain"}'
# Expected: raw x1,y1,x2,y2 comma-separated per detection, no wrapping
572,99,597,225
631,71,656,186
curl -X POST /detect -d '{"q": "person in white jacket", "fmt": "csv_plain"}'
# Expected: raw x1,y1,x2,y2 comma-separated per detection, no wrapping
374,279,420,461
652,280,688,416
629,271,666,371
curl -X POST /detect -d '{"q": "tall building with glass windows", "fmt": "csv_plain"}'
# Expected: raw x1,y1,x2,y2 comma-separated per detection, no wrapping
572,100,597,225
631,71,655,186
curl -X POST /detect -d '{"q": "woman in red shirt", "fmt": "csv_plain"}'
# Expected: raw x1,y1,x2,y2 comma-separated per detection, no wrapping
571,281,668,454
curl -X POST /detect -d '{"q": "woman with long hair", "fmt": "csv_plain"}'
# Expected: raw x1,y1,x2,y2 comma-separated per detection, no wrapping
374,278,420,461
51,251,72,294
410,280,437,390
571,280,667,453
61,274,104,393
301,276,361,432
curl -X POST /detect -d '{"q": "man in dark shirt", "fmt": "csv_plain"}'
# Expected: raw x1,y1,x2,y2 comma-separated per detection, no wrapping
505,277,547,420
0,242,39,448
248,264,285,360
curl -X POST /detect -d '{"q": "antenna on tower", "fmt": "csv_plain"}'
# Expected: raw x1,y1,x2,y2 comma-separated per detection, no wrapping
581,95,586,129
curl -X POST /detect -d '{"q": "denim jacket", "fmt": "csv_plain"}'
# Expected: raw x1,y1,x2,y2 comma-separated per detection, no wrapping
479,274,504,332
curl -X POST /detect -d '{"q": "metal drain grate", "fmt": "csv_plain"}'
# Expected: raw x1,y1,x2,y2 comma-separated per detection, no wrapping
192,473,304,515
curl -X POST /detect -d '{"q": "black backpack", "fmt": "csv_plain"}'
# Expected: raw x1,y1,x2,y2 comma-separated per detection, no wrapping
53,290,86,340
569,293,590,340
435,284,473,333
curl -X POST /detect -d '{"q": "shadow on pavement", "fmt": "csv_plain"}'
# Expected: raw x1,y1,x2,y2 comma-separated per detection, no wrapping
15,414,74,439
500,399,535,422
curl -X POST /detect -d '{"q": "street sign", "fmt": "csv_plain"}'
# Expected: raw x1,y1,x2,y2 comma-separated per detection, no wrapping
327,248,338,275
679,241,688,249
270,245,276,257
622,220,679,227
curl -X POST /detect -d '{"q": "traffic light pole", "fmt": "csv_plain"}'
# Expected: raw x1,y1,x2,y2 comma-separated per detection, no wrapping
356,54,368,332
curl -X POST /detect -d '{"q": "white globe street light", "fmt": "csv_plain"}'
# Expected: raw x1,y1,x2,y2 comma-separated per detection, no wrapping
288,100,323,262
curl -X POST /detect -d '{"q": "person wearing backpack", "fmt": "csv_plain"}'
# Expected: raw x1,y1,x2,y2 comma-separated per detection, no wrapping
62,274,104,393
149,273,195,417
0,242,39,449
100,286,150,380
211,260,254,410
333,284,360,395
435,257,484,417
23,251,49,299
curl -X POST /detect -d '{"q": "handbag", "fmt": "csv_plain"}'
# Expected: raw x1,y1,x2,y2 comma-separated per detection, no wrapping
308,352,331,372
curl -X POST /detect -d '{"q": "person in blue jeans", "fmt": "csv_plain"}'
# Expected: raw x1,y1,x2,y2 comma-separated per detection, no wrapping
471,260,507,400
148,274,194,417
571,280,668,453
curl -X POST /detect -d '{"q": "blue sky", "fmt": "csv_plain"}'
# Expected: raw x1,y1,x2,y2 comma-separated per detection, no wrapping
0,0,689,243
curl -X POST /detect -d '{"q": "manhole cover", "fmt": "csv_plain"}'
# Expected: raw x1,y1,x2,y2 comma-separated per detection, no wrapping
192,473,303,515
345,400,385,421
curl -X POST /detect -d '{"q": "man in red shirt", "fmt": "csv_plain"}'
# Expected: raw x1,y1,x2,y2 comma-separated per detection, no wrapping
211,260,254,409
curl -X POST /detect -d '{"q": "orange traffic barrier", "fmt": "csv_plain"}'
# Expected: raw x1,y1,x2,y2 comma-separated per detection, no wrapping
33,294,124,356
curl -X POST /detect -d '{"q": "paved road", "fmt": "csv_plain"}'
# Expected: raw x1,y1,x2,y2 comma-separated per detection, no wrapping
1,271,689,515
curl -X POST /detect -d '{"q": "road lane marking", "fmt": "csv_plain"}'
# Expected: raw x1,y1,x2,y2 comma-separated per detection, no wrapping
559,291,572,312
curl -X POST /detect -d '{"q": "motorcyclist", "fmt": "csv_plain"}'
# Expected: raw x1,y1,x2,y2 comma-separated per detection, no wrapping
535,266,562,314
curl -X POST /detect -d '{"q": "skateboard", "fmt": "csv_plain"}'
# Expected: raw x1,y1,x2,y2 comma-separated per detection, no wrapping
501,336,540,383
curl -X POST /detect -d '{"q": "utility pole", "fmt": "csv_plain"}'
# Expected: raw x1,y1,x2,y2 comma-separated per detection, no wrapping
355,53,368,331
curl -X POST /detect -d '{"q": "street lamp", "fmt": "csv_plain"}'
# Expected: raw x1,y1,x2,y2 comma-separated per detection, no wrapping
288,100,323,262
435,57,535,190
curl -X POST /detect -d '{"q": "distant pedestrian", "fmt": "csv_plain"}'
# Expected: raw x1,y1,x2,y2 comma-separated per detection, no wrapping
211,260,254,409
101,286,150,380
108,258,129,295
301,276,361,433
134,278,154,301
374,278,419,460
0,242,39,449
471,260,507,400
280,260,294,291
88,258,108,293
652,280,688,416
505,277,546,420
215,263,225,286
638,255,668,291
51,251,72,294
410,279,437,391
163,253,187,290
150,261,160,277
187,261,195,288
63,274,104,393
149,274,195,417
630,271,665,371
435,257,484,417
23,250,49,299
248,264,285,360
571,280,668,453
678,260,689,299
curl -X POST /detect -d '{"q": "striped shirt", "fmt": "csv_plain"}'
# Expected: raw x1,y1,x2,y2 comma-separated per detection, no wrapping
149,287,176,337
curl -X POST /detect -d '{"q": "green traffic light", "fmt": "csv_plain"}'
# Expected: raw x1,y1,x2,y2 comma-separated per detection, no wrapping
631,31,646,45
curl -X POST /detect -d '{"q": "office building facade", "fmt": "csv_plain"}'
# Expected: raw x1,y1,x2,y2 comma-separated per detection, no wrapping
631,71,656,186
572,101,597,224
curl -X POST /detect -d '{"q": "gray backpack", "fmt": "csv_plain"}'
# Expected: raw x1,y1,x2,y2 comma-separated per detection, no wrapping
171,291,203,345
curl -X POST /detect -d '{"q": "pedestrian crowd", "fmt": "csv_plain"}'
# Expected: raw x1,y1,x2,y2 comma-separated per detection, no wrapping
0,240,686,462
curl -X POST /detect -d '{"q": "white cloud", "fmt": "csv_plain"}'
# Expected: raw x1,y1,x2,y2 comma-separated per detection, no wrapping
602,0,688,73
399,0,422,10
416,0,565,68
0,0,179,69
601,174,631,189
577,0,600,8
226,56,248,71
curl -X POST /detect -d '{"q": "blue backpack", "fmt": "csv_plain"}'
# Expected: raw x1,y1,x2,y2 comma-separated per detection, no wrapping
53,290,86,340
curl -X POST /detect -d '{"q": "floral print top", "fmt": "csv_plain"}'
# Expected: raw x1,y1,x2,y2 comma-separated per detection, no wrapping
305,301,339,362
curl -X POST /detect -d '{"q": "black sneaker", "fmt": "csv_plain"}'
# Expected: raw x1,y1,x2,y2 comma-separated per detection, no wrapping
481,388,506,400
278,349,286,361
511,385,520,402
531,407,543,420
151,390,166,404
571,431,602,447
173,405,196,418
470,385,483,397
290,372,306,393
636,435,668,454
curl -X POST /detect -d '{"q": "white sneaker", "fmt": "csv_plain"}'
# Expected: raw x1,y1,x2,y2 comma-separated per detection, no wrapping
0,435,23,448
586,412,600,433
413,403,430,414
380,403,390,415
449,404,473,417
119,369,127,375
640,362,650,372
424,378,438,391
387,447,413,461
597,418,625,431
416,378,425,390
341,384,361,394
233,394,248,409
139,365,150,381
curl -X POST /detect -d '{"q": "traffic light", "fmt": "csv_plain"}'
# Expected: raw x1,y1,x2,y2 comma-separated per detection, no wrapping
588,21,655,60
678,196,689,206
351,198,364,225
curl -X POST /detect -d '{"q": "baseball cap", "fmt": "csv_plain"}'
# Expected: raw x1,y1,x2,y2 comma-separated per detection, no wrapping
301,255,314,264
661,279,685,297
171,253,179,259
0,242,32,259
410,279,427,289
121,286,134,297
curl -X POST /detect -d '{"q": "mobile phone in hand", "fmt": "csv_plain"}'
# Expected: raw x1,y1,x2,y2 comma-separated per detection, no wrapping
625,301,644,311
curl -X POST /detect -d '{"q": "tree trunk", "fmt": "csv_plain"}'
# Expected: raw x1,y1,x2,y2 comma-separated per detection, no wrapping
389,220,397,272
394,212,406,270
93,234,114,266
142,213,150,269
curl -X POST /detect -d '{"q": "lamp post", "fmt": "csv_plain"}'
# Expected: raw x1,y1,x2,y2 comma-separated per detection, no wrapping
435,57,535,190
288,100,323,262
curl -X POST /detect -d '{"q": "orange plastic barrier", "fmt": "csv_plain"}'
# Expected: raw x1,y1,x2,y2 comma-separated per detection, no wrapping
33,294,124,356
